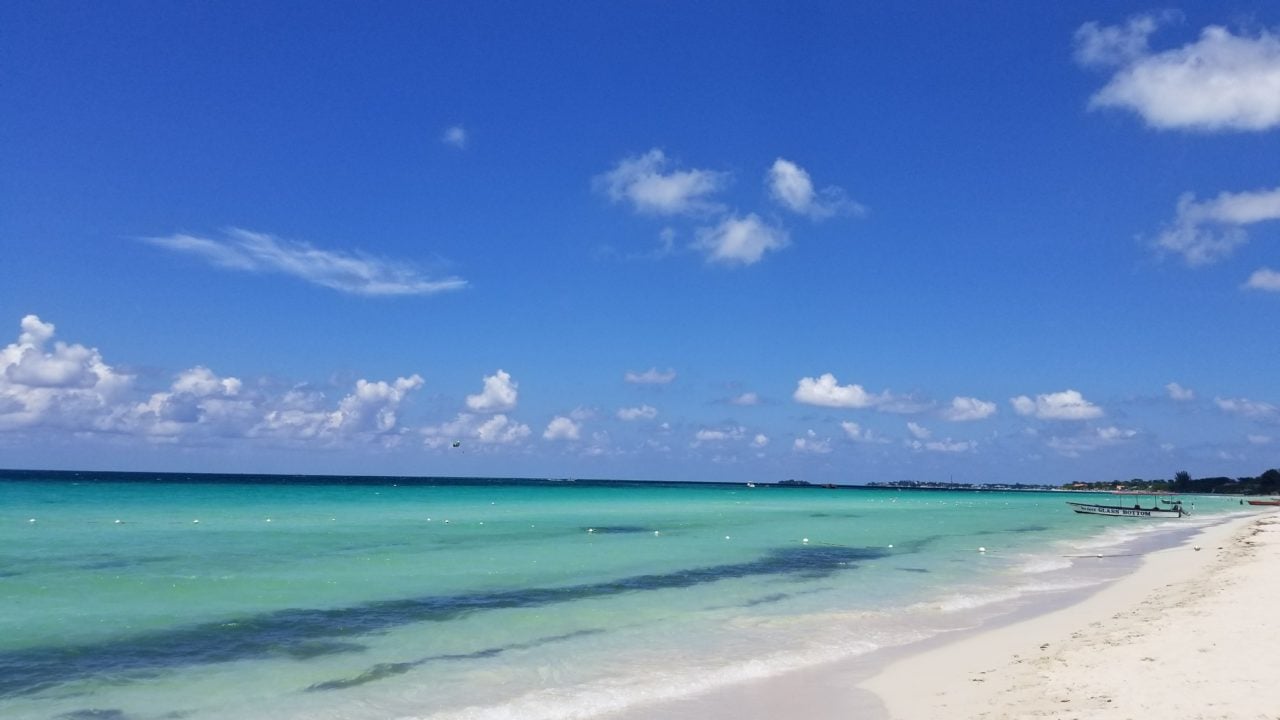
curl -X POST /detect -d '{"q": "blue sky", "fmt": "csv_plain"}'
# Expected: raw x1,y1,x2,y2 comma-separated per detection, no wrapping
2,1,1278,484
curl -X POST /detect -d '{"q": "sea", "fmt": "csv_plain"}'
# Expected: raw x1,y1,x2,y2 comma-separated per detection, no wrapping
0,470,1253,720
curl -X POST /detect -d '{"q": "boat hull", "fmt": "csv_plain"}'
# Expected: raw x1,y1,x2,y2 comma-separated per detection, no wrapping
1067,502,1183,518
1246,499,1280,506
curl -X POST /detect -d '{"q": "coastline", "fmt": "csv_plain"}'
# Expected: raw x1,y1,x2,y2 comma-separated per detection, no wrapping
606,510,1274,720
861,509,1278,719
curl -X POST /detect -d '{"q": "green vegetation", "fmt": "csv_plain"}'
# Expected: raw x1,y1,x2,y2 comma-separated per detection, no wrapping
1068,468,1280,495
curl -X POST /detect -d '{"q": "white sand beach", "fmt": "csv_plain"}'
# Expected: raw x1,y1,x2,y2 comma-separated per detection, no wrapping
862,510,1280,719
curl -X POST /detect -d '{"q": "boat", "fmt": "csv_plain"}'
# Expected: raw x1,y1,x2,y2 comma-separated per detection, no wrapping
1067,492,1187,518
1246,499,1280,506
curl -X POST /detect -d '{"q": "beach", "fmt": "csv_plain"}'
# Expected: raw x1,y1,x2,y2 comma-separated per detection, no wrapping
862,509,1280,719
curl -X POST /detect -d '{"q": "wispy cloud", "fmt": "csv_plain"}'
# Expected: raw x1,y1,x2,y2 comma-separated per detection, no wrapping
145,229,467,296
1155,187,1280,266
941,396,997,421
1166,382,1195,401
1077,16,1280,132
441,125,468,149
624,367,676,385
766,158,865,220
594,149,728,215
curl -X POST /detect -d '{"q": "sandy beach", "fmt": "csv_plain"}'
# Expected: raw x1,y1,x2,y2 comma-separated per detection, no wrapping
863,510,1280,719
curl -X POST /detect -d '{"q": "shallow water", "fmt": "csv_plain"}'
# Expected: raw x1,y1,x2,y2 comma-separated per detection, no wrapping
0,472,1249,719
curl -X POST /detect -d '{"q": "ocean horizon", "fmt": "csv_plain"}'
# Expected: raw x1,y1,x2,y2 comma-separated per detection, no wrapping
1,470,1252,719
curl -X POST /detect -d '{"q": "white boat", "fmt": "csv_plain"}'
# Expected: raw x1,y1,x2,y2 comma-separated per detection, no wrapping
1067,499,1186,518
1064,489,1182,517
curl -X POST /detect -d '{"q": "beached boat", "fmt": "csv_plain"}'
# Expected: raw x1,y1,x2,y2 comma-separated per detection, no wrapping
1067,500,1186,518
1246,499,1280,506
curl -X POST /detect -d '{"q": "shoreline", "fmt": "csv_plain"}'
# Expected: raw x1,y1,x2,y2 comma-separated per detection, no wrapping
861,509,1278,718
606,510,1272,720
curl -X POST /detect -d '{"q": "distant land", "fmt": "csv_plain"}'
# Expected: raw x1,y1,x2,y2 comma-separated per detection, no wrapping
3,467,1277,495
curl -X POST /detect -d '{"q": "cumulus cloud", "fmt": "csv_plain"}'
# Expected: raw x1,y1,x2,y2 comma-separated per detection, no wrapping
694,213,789,266
1155,187,1280,266
0,315,132,431
1078,18,1280,132
422,412,531,447
941,396,997,421
793,429,832,454
624,367,676,385
794,373,885,409
730,392,760,406
751,433,769,448
252,375,424,441
465,370,518,413
1010,390,1104,420
543,415,582,440
906,421,932,440
766,158,865,220
1245,267,1280,291
594,149,727,215
441,125,467,149
1166,382,1195,401
616,404,658,421
145,228,467,296
1215,396,1277,420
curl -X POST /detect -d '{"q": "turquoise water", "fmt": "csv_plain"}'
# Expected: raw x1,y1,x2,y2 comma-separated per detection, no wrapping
0,473,1251,719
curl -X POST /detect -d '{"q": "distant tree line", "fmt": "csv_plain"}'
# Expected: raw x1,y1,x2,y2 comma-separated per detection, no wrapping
1068,468,1280,495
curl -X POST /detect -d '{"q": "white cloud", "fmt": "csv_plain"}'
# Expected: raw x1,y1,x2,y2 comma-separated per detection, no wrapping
694,426,745,444
793,430,832,454
252,375,423,441
694,214,789,266
624,367,676,385
172,366,242,398
595,149,727,215
730,392,760,406
1073,14,1169,68
910,438,976,453
441,125,467,149
1166,382,1195,401
1046,426,1137,457
145,228,467,296
1245,267,1280,291
766,158,865,220
465,370,518,413
543,415,582,441
1248,434,1273,445
1080,20,1280,132
751,433,769,448
941,396,997,421
476,414,531,444
1215,396,1277,420
1155,187,1280,266
841,421,889,444
1010,390,1104,420
616,404,657,421
794,373,884,409
0,315,132,431
906,421,932,440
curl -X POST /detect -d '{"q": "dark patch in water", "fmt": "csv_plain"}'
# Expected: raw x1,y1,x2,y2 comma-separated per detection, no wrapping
277,641,368,660
1010,525,1049,533
896,567,929,573
742,593,789,607
580,526,650,534
808,512,860,519
56,710,129,720
307,628,605,691
0,545,888,698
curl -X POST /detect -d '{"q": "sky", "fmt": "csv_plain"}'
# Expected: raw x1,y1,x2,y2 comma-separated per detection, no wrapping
2,1,1278,485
